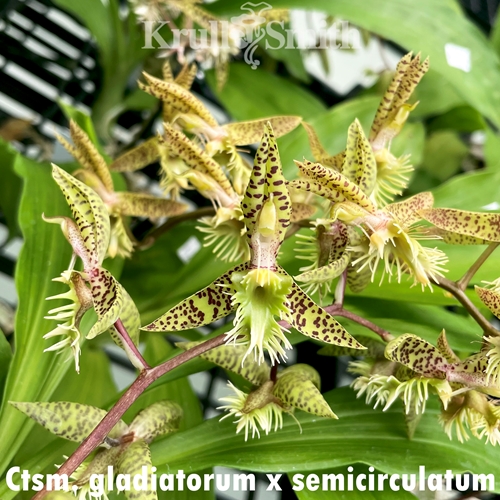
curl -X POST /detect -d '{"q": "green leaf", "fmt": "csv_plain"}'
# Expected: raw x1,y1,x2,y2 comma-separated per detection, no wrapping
212,0,500,128
0,138,21,237
0,328,12,399
149,387,500,492
292,465,417,500
0,158,74,475
207,63,326,121
484,128,500,172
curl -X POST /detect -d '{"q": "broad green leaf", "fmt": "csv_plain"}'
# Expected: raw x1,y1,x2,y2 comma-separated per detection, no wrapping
419,131,468,182
0,328,11,399
427,105,485,133
0,158,74,475
292,465,417,500
0,139,21,237
484,128,500,172
207,63,326,121
9,401,127,443
149,387,500,492
212,0,500,128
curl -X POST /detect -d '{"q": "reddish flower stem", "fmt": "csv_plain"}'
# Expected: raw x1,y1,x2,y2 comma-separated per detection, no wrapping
31,333,227,499
114,319,150,370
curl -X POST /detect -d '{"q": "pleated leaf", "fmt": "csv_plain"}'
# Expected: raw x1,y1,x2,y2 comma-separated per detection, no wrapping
384,334,447,379
143,263,248,331
110,138,160,172
129,401,183,443
295,161,376,212
386,191,434,227
242,124,291,248
273,364,337,419
223,116,302,145
9,401,127,442
342,119,376,196
287,281,365,350
115,192,187,218
420,208,500,242
140,73,218,127
476,286,500,319
116,440,157,500
51,165,110,268
177,341,270,386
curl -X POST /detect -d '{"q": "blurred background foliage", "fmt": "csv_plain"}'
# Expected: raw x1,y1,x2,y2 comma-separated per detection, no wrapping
1,0,500,499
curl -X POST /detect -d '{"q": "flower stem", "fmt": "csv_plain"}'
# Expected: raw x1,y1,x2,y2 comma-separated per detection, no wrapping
434,276,500,337
325,304,394,342
137,207,216,249
31,333,227,499
456,242,500,291
114,319,150,371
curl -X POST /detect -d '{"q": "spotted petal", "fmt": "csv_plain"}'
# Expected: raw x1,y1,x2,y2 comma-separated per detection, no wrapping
287,179,348,205
476,286,500,319
342,119,376,196
9,401,127,443
115,440,157,500
386,192,434,227
128,401,183,443
287,280,365,350
420,208,500,242
273,364,337,419
301,121,343,170
140,73,218,128
385,334,447,379
223,116,302,146
295,160,376,213
115,192,187,218
110,138,160,172
162,124,237,200
51,165,110,268
242,124,292,263
370,53,429,148
143,263,249,331
437,330,461,364
88,267,124,339
177,341,270,386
